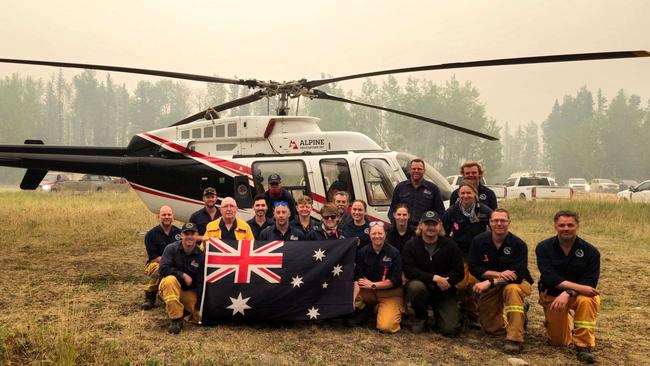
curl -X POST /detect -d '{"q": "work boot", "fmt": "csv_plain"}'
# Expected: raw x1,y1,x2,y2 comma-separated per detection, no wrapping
576,347,596,364
140,291,156,310
503,340,522,355
410,319,427,334
168,318,183,334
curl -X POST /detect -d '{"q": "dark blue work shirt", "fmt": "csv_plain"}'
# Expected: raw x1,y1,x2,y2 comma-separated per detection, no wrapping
263,189,298,220
468,231,534,284
219,219,238,241
389,179,445,225
341,220,371,248
306,225,345,241
247,216,274,239
258,224,306,241
450,184,498,210
354,243,403,289
189,207,220,235
386,226,416,253
536,236,600,297
144,225,181,262
442,202,492,256
290,216,320,236
159,241,204,291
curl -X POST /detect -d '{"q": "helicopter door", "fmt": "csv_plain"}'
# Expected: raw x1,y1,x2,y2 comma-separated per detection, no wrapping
250,160,312,201
319,158,355,202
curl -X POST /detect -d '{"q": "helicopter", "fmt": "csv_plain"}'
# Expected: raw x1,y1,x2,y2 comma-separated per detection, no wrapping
0,51,648,223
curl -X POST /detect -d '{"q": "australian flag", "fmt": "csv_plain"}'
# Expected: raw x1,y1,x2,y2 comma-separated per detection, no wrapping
198,238,357,324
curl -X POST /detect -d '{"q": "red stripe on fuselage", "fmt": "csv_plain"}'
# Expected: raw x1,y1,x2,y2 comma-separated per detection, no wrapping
141,132,252,177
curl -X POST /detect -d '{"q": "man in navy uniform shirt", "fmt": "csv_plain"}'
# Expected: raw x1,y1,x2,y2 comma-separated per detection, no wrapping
469,208,533,354
247,195,274,239
141,205,181,310
189,187,220,240
259,201,305,241
536,210,601,364
263,174,298,220
449,161,497,209
389,158,444,226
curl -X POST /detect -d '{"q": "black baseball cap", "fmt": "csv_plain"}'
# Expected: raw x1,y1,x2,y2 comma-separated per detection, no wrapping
420,211,441,223
268,174,282,184
181,222,198,233
203,187,217,196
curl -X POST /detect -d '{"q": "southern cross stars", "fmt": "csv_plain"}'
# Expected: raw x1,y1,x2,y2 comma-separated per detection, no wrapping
291,275,304,288
227,292,251,316
331,264,343,277
313,248,326,261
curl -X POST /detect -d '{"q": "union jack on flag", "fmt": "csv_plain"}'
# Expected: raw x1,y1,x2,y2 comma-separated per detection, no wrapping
205,238,283,284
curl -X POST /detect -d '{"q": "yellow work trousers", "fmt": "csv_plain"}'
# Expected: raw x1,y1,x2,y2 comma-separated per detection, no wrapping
143,262,160,293
455,260,479,319
158,275,199,321
357,287,404,333
539,292,600,348
478,281,532,342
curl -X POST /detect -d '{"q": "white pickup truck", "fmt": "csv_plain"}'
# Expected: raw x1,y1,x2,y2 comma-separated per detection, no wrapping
504,176,572,201
446,175,507,200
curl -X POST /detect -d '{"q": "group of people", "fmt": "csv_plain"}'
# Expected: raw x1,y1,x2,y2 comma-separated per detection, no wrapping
140,161,601,364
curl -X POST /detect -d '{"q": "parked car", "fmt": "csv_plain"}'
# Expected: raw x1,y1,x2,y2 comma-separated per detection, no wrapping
446,175,507,200
567,178,589,195
590,178,620,193
504,175,572,201
55,174,129,193
617,180,650,203
617,179,639,191
38,172,72,192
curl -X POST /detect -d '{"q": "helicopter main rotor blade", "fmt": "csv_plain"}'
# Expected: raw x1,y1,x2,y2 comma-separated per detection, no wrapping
304,50,650,89
169,91,266,127
311,90,498,141
0,58,258,87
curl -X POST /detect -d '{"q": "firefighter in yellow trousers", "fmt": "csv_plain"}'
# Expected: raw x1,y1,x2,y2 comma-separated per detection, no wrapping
536,210,600,364
469,208,534,355
159,222,204,334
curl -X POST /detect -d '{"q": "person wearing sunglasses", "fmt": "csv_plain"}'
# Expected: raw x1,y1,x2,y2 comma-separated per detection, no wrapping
290,196,320,236
341,200,371,248
259,201,306,241
402,210,464,336
263,173,298,220
353,221,403,333
306,203,346,241
468,208,534,355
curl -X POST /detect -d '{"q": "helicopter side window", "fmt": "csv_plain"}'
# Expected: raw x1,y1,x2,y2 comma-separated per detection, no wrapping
192,129,202,139
181,130,190,140
319,158,354,202
227,123,237,137
360,158,399,206
251,160,311,200
204,127,213,138
215,125,225,137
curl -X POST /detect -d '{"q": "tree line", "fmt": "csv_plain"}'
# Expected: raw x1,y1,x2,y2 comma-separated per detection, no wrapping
1,70,648,185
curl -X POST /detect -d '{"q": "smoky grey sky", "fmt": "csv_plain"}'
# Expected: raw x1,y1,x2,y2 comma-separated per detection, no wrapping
1,0,649,129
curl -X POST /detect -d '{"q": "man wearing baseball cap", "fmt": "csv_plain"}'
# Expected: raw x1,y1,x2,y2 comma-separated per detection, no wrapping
263,173,298,220
189,187,221,241
158,222,205,334
402,211,464,336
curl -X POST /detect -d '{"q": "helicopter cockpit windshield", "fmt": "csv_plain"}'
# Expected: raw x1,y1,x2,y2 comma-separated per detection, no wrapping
395,152,452,200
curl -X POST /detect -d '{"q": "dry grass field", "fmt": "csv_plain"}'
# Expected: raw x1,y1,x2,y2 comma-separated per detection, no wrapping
0,191,649,365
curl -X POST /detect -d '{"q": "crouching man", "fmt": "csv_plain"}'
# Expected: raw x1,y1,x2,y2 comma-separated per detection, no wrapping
353,222,403,333
402,211,464,336
469,208,534,354
159,222,205,334
536,210,601,364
